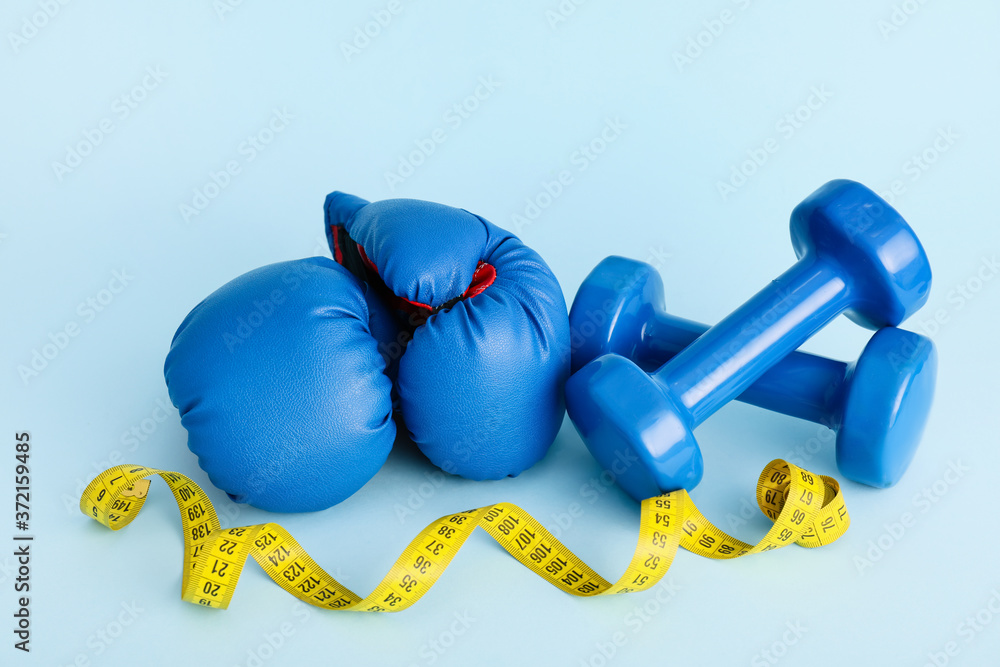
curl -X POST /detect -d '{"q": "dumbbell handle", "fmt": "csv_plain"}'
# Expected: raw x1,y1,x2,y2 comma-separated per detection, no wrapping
643,312,845,427
655,258,849,426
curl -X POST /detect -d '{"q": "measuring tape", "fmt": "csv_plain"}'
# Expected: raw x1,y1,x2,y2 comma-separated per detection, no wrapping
80,459,848,612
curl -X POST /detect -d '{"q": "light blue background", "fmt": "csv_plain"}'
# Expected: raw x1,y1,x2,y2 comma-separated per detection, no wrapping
2,1,998,665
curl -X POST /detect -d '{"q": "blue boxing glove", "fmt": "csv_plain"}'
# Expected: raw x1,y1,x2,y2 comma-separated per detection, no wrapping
164,258,398,512
325,192,570,480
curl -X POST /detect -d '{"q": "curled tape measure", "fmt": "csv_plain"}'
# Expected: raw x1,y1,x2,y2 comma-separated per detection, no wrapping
80,459,848,612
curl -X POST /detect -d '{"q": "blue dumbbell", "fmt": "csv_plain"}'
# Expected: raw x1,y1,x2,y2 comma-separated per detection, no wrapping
565,180,932,501
569,255,937,489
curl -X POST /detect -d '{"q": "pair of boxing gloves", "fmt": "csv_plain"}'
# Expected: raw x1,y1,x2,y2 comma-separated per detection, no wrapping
165,193,570,512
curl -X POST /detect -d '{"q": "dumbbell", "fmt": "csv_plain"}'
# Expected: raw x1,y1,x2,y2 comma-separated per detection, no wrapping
565,180,932,501
569,255,937,489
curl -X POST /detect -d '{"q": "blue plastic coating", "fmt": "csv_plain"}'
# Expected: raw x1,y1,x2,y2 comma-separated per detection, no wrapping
565,180,933,500
568,255,937,489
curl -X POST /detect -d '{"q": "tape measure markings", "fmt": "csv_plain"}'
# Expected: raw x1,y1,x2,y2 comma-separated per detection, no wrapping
80,459,848,612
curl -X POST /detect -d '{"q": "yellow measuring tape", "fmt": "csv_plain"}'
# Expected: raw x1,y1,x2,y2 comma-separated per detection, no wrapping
80,459,848,612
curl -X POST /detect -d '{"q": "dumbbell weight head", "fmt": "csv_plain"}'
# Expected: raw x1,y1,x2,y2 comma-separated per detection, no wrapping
790,179,931,329
837,327,937,487
568,354,702,499
568,257,665,374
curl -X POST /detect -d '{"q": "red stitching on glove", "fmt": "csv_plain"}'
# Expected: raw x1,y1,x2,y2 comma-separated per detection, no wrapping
463,261,496,300
354,242,496,319
330,225,343,265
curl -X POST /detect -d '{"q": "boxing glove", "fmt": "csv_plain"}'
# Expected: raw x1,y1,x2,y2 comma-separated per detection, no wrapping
164,257,399,512
325,191,570,481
